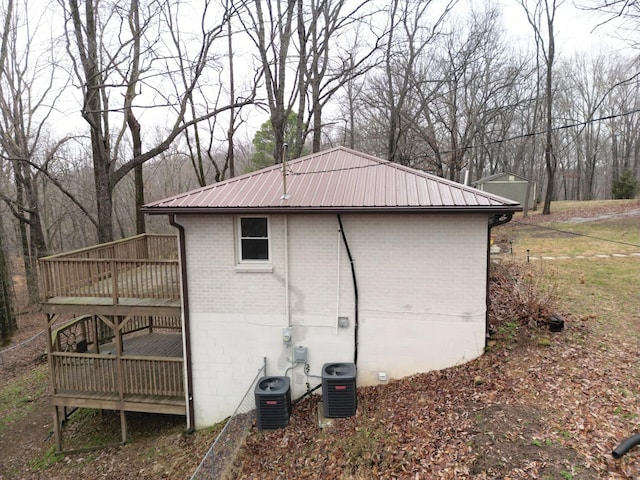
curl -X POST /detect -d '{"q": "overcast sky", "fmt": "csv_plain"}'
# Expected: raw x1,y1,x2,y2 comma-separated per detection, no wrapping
494,0,636,56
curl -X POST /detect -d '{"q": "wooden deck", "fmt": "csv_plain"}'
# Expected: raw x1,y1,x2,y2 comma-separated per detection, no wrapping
40,234,180,315
51,355,186,415
49,318,186,415
39,235,188,451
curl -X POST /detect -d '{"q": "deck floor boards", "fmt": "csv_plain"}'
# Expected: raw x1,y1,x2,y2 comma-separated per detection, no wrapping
100,332,183,357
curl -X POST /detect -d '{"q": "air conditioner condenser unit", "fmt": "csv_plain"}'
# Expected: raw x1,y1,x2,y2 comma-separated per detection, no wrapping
322,362,357,418
255,376,292,430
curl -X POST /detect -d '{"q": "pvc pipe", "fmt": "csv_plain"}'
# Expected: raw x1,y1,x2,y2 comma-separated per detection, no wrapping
336,229,340,335
284,214,290,327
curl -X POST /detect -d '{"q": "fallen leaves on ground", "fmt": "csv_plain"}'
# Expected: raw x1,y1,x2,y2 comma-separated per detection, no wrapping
231,316,640,479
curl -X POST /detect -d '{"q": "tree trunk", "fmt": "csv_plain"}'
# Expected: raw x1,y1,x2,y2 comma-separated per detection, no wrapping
0,218,16,344
92,142,114,243
227,14,236,178
541,3,556,215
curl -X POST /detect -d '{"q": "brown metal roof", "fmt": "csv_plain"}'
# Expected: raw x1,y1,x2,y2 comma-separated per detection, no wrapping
142,147,521,214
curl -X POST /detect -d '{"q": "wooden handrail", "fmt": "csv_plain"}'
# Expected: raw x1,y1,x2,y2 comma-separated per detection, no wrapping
40,234,177,261
51,352,185,398
40,258,180,302
39,234,179,304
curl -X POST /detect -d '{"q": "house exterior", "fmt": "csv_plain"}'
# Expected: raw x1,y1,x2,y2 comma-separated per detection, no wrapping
143,147,521,429
473,172,536,210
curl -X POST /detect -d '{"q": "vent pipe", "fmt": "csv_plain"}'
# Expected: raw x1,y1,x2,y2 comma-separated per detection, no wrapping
281,143,290,200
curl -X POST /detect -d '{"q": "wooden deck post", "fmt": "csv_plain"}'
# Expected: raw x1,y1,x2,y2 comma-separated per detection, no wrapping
53,405,62,452
92,315,100,354
120,410,128,444
46,313,63,453
111,260,118,305
115,315,125,398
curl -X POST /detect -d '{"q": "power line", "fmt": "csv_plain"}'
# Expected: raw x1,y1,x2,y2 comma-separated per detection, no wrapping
279,108,640,177
439,107,640,155
512,219,640,249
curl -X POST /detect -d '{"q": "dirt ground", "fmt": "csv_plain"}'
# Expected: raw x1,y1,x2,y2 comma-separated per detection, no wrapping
1,200,640,479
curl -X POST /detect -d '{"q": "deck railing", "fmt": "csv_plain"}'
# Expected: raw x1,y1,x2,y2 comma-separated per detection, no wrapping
51,352,184,399
49,234,177,260
122,356,184,397
52,353,118,394
40,234,180,303
50,313,184,406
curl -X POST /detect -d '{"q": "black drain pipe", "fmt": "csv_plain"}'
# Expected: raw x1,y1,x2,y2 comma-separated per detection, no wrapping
337,215,359,365
169,214,195,433
613,433,640,459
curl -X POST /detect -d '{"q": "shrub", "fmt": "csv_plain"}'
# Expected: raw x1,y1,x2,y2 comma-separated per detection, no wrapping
488,261,558,336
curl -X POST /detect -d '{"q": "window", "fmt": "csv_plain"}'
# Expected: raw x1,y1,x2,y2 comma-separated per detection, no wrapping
239,217,269,261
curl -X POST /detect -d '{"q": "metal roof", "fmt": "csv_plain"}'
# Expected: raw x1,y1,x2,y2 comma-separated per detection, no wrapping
142,147,521,214
474,171,530,185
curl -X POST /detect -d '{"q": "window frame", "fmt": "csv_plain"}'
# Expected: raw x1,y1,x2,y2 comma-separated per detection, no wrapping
237,215,271,264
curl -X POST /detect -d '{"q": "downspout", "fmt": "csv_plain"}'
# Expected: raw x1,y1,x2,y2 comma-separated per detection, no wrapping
169,213,195,433
337,214,359,365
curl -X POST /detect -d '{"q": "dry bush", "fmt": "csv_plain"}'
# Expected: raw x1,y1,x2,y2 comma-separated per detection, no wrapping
488,261,559,338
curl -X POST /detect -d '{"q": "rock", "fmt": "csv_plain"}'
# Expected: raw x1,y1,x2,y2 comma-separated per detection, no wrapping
537,337,551,346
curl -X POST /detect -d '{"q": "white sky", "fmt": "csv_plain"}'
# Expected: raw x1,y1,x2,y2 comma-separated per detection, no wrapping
495,0,636,56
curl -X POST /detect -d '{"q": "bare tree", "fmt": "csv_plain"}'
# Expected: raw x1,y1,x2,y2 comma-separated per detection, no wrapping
239,0,382,163
518,0,563,215
239,0,296,164
0,0,70,301
581,0,640,48
59,0,255,243
420,6,521,181
0,214,15,343
295,0,381,155
179,2,249,186
357,0,455,166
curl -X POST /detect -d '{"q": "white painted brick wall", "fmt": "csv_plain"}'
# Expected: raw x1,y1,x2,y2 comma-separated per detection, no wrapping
178,212,489,428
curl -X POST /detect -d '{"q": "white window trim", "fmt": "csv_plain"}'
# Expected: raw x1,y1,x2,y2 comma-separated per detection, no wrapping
236,215,272,270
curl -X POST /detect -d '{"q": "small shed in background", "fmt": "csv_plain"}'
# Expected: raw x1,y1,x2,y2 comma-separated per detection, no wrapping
473,172,536,210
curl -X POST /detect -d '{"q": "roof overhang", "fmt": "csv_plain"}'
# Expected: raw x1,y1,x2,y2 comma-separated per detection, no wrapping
141,205,523,216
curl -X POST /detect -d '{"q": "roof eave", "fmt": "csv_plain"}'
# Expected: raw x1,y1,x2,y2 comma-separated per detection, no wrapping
141,205,523,215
